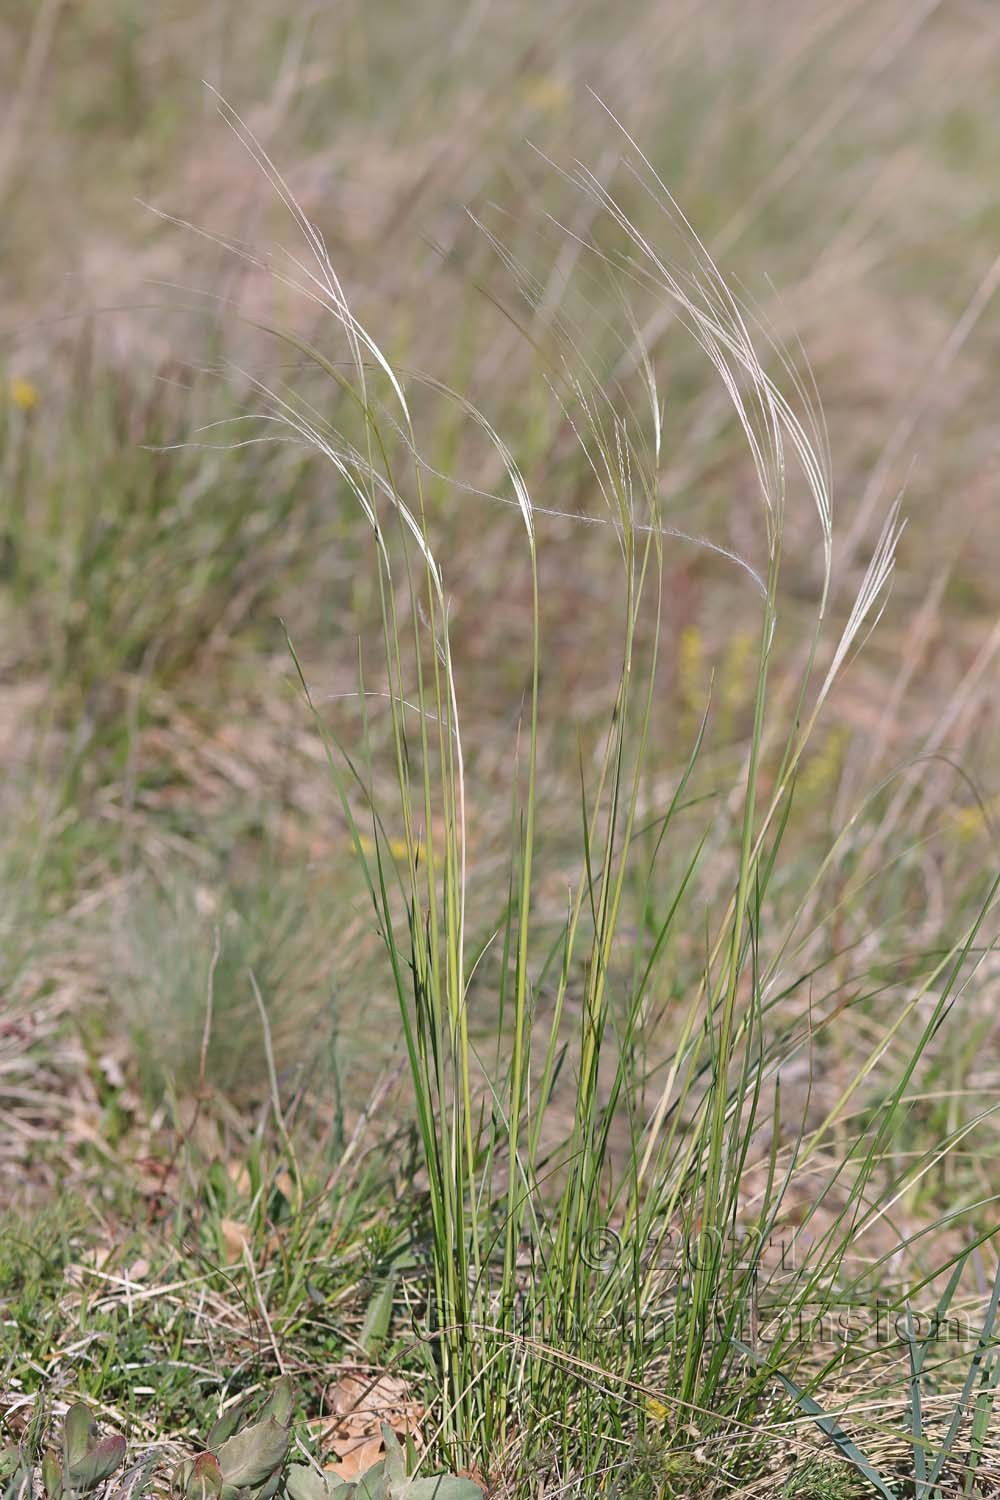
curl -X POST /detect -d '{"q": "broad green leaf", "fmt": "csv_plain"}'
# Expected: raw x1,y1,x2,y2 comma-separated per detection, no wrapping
259,1379,294,1431
378,1428,404,1489
354,1462,387,1500
187,1454,223,1500
206,1411,245,1453
255,1473,282,1500
40,1454,62,1500
62,1409,96,1471
286,1467,353,1500
67,1436,127,1493
391,1480,483,1500
216,1419,290,1497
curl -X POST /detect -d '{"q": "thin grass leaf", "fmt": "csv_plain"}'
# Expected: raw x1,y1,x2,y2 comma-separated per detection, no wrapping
731,1339,897,1500
926,1256,1000,1489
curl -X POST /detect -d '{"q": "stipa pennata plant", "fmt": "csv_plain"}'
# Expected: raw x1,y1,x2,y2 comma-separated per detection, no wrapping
158,90,998,1490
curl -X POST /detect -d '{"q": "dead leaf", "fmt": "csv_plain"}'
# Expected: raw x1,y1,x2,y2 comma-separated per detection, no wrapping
78,1244,115,1271
226,1159,252,1195
221,1218,251,1263
319,1372,424,1462
325,1436,383,1482
98,1052,126,1089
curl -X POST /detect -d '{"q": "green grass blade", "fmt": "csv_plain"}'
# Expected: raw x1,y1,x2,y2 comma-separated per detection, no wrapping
731,1340,897,1500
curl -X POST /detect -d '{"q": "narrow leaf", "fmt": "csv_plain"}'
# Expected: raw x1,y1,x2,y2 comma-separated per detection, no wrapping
731,1340,896,1500
360,1274,396,1357
927,1255,1000,1490
904,1304,927,1495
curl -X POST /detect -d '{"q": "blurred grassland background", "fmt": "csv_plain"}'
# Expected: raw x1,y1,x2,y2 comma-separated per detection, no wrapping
0,0,998,1376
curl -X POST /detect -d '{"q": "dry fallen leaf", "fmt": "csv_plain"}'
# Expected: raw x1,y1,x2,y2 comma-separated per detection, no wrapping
226,1158,252,1195
98,1052,126,1089
325,1435,384,1482
318,1371,425,1471
78,1244,116,1271
220,1218,251,1263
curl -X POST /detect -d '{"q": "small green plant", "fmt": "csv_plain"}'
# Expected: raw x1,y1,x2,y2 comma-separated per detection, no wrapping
179,1387,482,1500
287,1424,481,1500
607,1431,713,1499
1,1447,32,1500
175,1378,296,1500
781,1457,864,1500
2,1403,126,1500
41,1408,127,1500
0,1384,482,1500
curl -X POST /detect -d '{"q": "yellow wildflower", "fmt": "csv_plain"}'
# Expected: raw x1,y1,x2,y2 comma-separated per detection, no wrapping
950,794,999,842
521,74,570,115
718,629,755,738
8,376,40,412
357,832,418,862
677,624,706,732
800,725,850,798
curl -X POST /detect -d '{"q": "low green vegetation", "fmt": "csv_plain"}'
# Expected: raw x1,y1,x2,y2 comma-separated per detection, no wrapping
0,1382,483,1500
